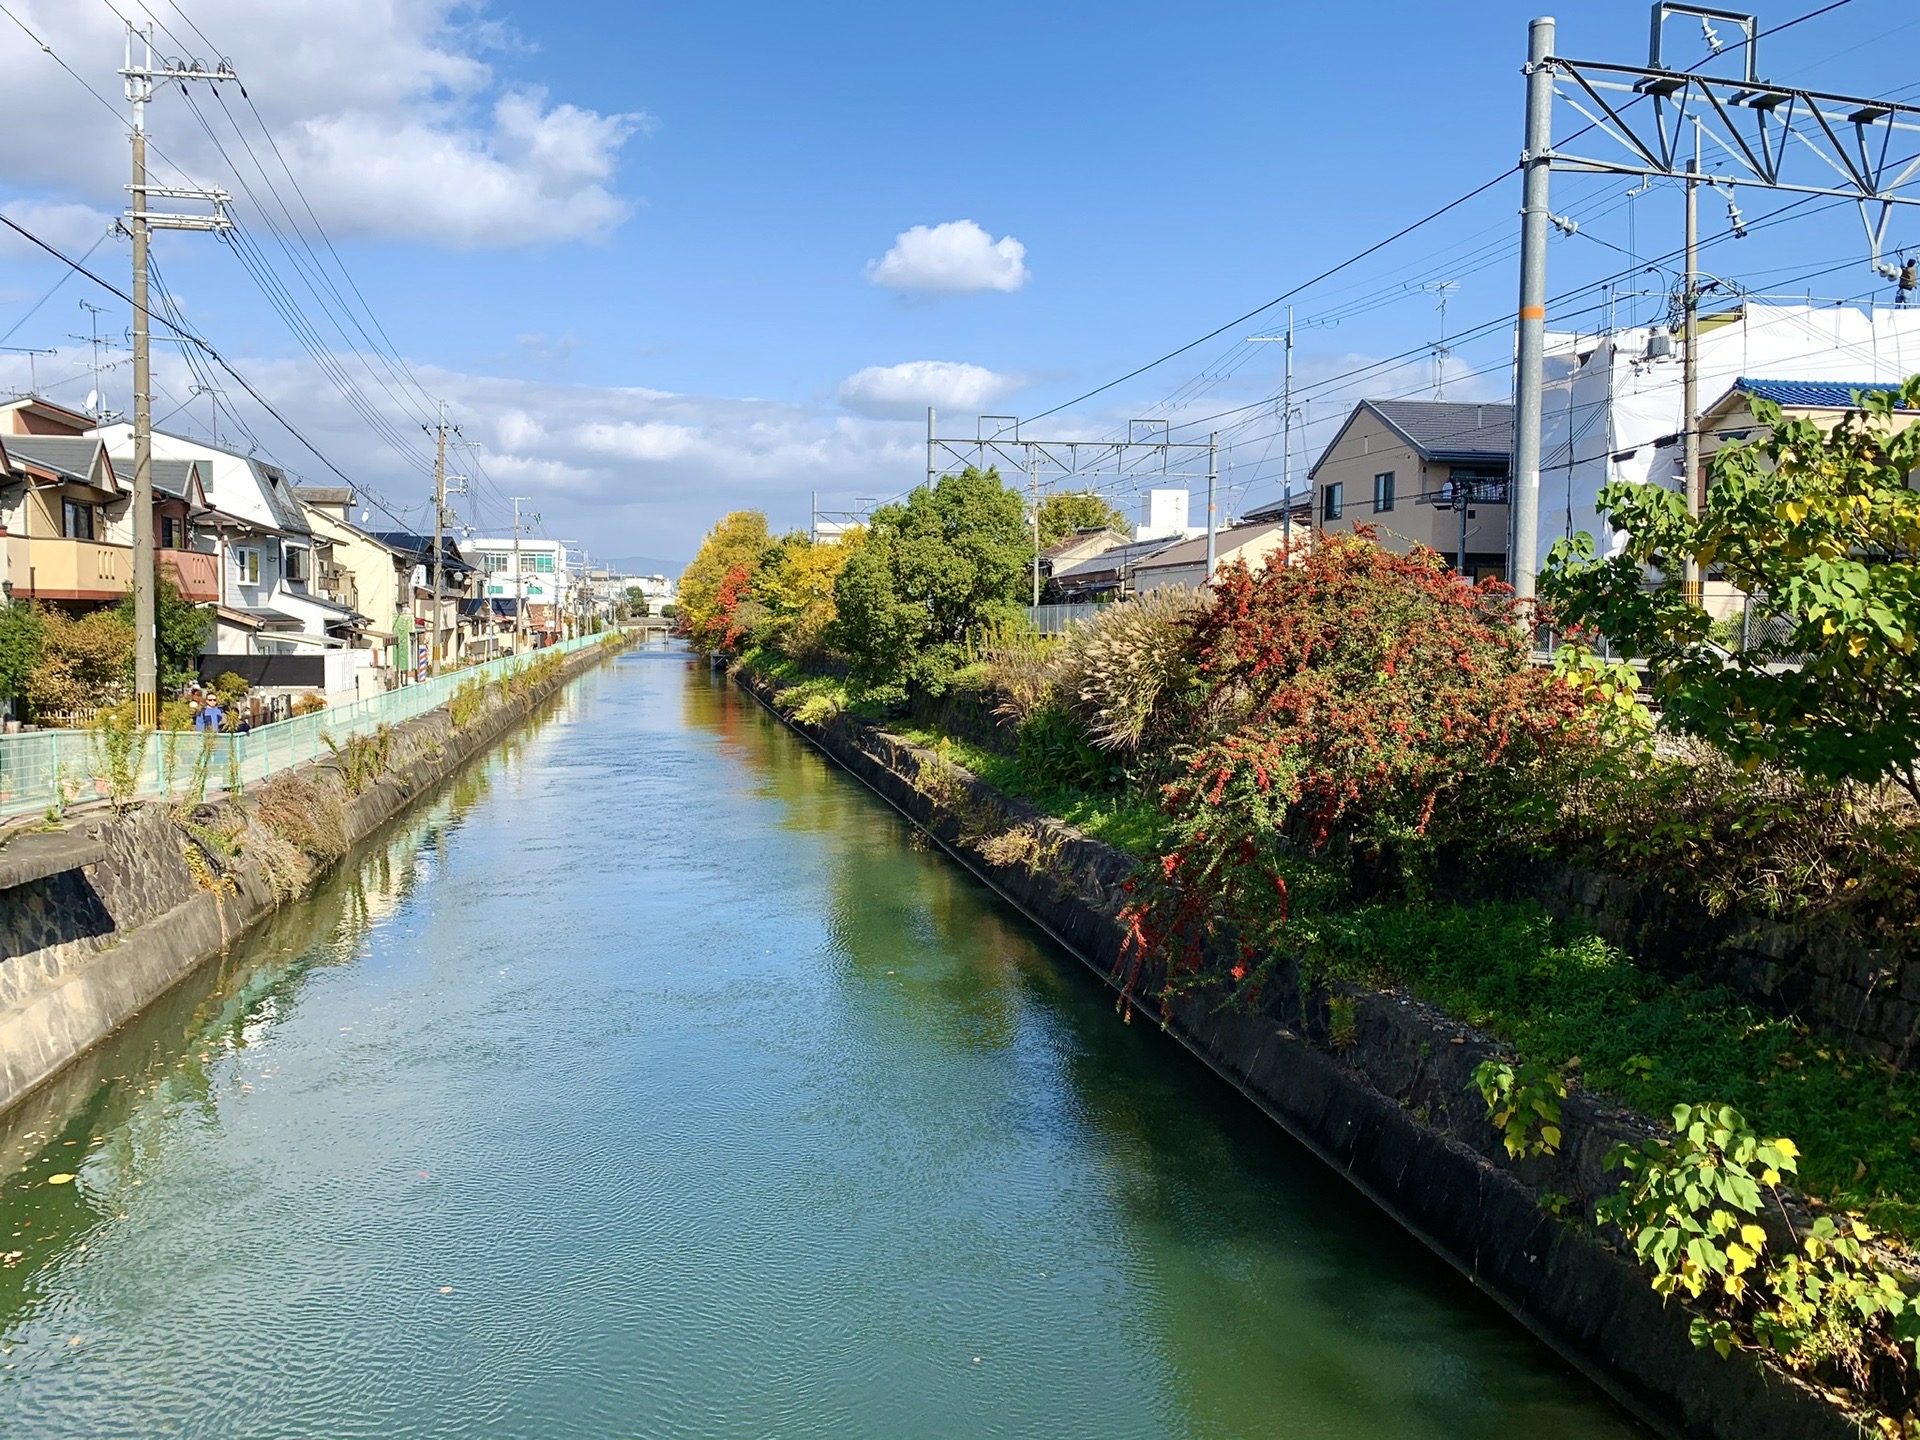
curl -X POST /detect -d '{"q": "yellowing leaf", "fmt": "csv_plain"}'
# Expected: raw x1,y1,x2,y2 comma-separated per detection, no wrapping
46,1174,74,1185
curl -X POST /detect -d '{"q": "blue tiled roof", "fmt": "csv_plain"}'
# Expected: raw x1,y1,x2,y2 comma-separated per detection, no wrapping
1734,378,1910,409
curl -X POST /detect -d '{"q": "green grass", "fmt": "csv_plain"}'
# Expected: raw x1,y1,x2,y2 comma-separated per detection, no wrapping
891,722,1171,857
1290,899,1920,1239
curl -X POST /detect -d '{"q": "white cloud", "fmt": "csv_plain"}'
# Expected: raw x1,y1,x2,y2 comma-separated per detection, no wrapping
0,2,647,248
838,360,1022,418
866,220,1028,295
0,200,117,258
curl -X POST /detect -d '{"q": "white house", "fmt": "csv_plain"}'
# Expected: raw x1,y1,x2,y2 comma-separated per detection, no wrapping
91,423,364,702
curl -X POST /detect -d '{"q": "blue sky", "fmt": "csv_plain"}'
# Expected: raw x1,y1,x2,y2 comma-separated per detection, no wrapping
0,0,1915,566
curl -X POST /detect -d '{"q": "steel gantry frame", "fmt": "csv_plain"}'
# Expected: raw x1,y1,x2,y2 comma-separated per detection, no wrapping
925,409,1218,603
1508,3,1920,609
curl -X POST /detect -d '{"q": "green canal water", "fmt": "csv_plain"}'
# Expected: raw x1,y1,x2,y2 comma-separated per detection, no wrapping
0,650,1647,1438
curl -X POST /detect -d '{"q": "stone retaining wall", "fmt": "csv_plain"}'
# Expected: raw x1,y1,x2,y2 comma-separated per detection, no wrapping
0,638,634,1116
737,668,1865,1440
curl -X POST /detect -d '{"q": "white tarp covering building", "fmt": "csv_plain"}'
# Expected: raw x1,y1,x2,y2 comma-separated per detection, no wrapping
1536,302,1920,575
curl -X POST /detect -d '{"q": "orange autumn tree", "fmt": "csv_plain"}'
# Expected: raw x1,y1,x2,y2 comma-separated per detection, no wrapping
1119,530,1603,1003
677,511,771,653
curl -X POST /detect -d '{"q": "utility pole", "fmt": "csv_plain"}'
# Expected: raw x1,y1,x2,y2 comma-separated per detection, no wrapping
1204,433,1218,582
1030,453,1042,608
509,497,537,654
121,24,232,725
428,400,451,676
926,407,937,489
1681,133,1702,604
1281,311,1295,550
1507,15,1554,615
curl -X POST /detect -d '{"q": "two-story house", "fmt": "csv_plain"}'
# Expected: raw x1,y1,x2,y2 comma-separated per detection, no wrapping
468,536,570,649
1310,399,1513,583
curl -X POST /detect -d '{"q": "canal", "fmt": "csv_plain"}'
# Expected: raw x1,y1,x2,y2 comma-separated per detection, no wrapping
0,650,1645,1438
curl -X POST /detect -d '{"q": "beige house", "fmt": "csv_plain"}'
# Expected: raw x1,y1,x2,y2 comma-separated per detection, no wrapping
1310,399,1512,582
1130,519,1295,593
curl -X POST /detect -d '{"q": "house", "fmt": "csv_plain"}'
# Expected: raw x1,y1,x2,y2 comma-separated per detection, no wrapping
467,536,571,648
362,531,477,674
1130,519,1296,594
1047,536,1181,602
1699,378,1919,460
1538,301,1920,578
0,433,130,609
1309,399,1513,583
92,424,367,704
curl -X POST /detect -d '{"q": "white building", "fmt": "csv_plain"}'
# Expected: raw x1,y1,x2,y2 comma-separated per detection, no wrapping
1136,487,1204,542
468,536,572,644
1537,301,1920,577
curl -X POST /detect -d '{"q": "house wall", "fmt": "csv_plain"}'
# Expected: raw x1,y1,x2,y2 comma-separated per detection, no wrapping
1312,411,1508,571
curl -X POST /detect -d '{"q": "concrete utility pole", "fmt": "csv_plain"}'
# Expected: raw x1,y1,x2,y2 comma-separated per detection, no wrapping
1204,433,1219,582
1682,134,1702,604
1029,453,1041,608
1250,318,1299,551
1508,14,1554,614
121,24,232,724
509,497,537,653
428,400,452,676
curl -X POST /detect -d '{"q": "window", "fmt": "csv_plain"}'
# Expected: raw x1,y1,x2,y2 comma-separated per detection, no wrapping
284,547,308,583
234,548,261,585
1321,483,1343,522
1373,471,1395,513
160,516,184,550
480,551,508,573
61,498,94,540
529,552,555,573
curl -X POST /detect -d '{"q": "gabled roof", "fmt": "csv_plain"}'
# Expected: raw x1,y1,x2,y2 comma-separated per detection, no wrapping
148,458,213,507
1241,493,1313,525
0,396,97,437
1051,535,1180,581
1310,400,1514,478
1719,378,1910,411
6,435,117,491
1131,520,1288,572
248,458,311,535
293,485,354,506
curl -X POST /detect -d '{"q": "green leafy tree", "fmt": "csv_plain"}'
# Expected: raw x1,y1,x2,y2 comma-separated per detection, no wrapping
25,608,135,717
832,466,1029,700
751,527,863,661
624,586,650,616
1541,377,1920,801
117,573,211,693
1038,490,1128,547
0,602,45,713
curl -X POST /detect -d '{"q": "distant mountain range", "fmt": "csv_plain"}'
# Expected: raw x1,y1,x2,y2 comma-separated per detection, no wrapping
593,554,683,577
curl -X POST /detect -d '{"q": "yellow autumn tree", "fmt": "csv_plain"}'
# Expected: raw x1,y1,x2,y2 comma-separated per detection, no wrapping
677,510,771,652
753,527,865,661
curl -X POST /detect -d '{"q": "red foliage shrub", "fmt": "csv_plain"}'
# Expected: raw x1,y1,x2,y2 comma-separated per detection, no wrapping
1117,530,1602,1004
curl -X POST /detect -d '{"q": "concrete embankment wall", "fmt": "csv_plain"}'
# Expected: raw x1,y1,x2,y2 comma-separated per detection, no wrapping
735,668,1863,1440
0,638,633,1116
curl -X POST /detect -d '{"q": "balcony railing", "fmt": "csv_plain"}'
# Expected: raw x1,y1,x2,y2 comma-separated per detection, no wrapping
18,538,130,600
158,548,221,604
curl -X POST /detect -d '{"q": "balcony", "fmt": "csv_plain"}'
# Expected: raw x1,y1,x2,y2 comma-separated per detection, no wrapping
158,548,221,604
17,538,130,603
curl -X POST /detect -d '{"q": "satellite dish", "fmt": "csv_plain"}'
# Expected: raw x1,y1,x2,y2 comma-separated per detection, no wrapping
85,389,99,413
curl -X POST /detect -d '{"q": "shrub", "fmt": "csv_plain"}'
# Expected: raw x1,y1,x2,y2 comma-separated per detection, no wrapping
1118,532,1605,1001
211,671,249,708
87,705,149,812
970,613,1054,724
1015,704,1114,792
292,692,327,716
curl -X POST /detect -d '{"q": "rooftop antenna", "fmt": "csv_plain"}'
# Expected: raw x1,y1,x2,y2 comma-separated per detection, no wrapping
72,299,121,418
1420,280,1459,398
0,345,57,398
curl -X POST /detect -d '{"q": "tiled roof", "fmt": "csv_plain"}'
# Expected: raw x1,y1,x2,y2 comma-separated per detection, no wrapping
1731,378,1909,410
1051,536,1179,579
1368,400,1513,461
6,435,108,485
1131,520,1288,571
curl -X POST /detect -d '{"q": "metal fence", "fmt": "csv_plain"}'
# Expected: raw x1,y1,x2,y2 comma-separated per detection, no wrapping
1028,602,1110,635
0,632,613,821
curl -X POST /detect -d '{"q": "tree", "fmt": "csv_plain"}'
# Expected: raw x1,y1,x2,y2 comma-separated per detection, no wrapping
0,603,45,714
1541,377,1920,802
751,527,864,661
26,608,135,717
116,573,211,694
1038,490,1128,548
832,466,1029,699
624,586,650,617
678,510,770,652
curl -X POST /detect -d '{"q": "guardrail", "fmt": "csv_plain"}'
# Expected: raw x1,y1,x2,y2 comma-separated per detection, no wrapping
0,631,617,820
